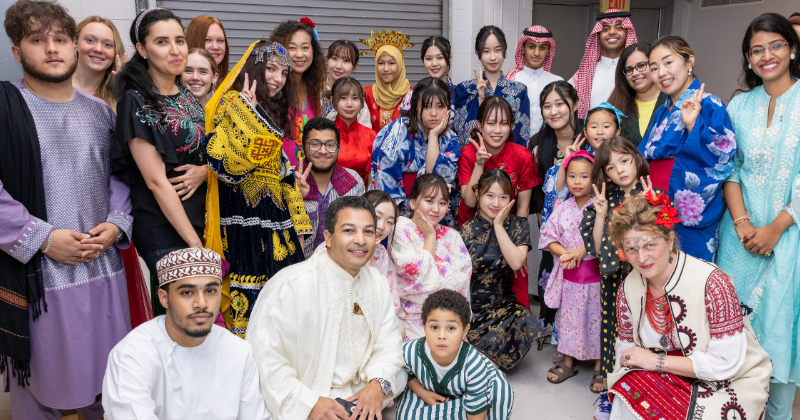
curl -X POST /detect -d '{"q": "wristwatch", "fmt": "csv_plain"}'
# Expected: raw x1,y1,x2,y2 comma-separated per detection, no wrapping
116,229,125,243
372,378,391,395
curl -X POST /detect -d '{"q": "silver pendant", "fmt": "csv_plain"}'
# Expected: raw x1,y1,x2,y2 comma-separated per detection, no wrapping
660,334,669,348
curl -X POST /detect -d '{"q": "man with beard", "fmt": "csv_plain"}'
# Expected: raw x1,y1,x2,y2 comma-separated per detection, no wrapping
246,196,407,420
569,9,638,118
0,1,132,418
102,248,271,419
297,118,365,258
506,25,563,135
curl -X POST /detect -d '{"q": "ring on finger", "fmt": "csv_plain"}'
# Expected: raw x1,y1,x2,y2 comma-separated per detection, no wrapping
183,164,188,170
183,181,188,189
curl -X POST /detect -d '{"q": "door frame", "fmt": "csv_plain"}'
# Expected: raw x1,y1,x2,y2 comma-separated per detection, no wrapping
531,0,674,39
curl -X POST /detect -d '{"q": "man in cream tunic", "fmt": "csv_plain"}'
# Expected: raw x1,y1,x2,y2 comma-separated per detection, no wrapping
246,196,407,420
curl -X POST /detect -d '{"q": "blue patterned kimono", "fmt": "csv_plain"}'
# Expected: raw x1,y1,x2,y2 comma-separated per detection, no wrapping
717,81,800,386
453,75,531,147
639,79,736,261
371,117,460,213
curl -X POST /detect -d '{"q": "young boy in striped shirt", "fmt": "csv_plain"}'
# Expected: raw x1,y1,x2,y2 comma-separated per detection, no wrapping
396,290,514,420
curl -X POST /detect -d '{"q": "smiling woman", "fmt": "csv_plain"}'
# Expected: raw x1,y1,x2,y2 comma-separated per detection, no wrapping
72,16,126,108
180,48,218,107
186,15,229,80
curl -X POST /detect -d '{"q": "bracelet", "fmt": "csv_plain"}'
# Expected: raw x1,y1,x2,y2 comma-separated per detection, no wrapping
783,206,797,224
42,232,53,255
733,214,751,227
656,353,666,374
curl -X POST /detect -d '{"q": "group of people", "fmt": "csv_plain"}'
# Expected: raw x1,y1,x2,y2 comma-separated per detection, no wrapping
0,0,799,418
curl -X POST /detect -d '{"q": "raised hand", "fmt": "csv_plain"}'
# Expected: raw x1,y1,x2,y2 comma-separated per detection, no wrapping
474,68,487,102
468,132,493,166
639,175,654,196
564,134,586,159
681,83,705,133
412,210,437,239
592,182,608,218
429,110,451,139
493,200,516,228
110,53,127,77
296,158,312,198
241,72,258,106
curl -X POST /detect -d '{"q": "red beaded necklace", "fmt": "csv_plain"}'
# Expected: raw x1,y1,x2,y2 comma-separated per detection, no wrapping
646,287,674,347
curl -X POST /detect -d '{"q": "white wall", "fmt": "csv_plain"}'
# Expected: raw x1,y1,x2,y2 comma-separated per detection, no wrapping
672,0,799,102
449,0,533,85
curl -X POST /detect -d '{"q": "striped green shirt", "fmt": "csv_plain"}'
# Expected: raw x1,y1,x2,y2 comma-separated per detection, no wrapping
397,338,513,420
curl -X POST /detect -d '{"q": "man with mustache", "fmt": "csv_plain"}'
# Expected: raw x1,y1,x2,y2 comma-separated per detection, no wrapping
569,9,638,119
102,248,271,419
297,118,365,258
506,25,563,135
1,0,132,418
246,196,407,420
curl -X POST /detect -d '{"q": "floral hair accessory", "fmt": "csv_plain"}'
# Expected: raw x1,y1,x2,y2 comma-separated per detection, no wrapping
646,190,681,229
252,42,291,67
299,17,320,41
360,29,415,56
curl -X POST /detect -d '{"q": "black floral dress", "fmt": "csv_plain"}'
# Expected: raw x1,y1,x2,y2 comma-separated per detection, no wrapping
459,214,542,370
580,182,663,377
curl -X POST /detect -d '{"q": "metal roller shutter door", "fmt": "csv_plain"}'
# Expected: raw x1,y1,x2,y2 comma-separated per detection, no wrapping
158,0,444,86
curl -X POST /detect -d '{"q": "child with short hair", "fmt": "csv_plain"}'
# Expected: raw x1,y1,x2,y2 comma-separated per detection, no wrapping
397,289,514,420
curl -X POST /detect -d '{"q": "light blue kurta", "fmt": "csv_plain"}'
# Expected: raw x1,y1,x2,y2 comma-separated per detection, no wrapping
717,80,800,385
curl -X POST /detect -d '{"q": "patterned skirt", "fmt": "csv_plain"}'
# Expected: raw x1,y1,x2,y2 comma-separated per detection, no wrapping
467,294,542,369
609,365,692,420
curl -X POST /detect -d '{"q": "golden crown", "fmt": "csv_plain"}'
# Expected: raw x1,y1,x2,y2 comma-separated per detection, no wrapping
359,29,415,56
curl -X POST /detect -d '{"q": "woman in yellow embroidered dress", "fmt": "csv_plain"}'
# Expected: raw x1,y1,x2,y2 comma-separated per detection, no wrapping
203,40,312,337
361,29,413,133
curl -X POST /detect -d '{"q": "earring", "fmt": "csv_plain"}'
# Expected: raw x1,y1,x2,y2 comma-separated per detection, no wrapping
669,255,674,263
688,67,692,74
748,63,752,69
143,55,147,60
274,90,283,99
792,53,796,60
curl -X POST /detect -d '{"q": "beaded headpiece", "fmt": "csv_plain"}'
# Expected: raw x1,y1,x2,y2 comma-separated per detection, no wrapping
252,42,291,67
135,8,166,42
359,29,415,56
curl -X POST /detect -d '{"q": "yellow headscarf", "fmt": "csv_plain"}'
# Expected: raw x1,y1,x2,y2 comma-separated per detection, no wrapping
372,45,411,110
204,40,258,330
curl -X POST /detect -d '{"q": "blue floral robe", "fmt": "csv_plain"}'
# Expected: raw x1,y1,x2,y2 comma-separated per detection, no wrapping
453,75,531,148
370,117,460,213
639,79,736,261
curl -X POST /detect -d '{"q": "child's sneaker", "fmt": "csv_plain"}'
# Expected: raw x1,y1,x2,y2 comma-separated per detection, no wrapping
593,391,611,420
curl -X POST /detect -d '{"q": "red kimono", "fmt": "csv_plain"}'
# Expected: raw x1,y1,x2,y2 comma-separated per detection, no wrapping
335,115,376,184
364,85,404,133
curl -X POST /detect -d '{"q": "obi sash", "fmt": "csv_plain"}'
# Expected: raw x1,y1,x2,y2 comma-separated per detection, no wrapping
563,259,600,284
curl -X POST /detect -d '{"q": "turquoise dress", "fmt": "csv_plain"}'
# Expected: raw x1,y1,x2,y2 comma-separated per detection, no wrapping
717,80,800,386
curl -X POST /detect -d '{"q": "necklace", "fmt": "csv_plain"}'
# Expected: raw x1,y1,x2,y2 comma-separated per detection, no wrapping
645,287,674,348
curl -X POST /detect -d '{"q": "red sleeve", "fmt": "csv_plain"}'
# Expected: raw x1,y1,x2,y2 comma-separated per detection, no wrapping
705,269,745,339
457,144,477,187
515,145,540,190
616,283,634,343
366,129,377,174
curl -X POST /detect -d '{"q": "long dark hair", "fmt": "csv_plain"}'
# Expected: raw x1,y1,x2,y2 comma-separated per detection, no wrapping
737,13,800,93
469,96,513,142
475,25,507,58
591,136,649,194
269,20,327,117
421,36,452,73
531,81,581,184
231,39,294,138
113,9,182,109
607,43,651,117
406,77,451,136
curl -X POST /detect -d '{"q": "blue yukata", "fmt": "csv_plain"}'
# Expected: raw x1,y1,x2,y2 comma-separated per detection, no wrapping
453,75,531,147
717,81,800,405
639,78,736,261
371,117,460,214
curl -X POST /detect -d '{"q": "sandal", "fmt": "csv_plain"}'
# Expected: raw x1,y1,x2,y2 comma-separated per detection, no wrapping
547,362,578,384
590,370,605,393
552,352,564,364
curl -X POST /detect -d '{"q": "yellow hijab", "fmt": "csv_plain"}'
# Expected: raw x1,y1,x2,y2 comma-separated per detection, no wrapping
372,45,411,110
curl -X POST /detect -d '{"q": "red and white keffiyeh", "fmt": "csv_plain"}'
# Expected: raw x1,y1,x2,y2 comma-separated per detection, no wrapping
506,25,555,79
571,9,637,119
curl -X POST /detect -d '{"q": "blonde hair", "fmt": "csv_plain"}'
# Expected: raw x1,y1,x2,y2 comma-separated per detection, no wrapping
75,16,125,109
608,194,679,252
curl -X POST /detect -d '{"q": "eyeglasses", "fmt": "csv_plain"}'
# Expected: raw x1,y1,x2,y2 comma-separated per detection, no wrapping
307,140,338,152
747,42,790,59
623,61,648,76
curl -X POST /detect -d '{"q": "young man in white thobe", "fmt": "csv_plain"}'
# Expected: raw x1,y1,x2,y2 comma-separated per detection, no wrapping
246,195,407,420
569,10,638,119
102,248,271,420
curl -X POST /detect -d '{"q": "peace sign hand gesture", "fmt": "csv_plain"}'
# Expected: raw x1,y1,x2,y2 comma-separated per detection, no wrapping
468,133,493,167
592,182,608,218
681,83,705,133
565,134,586,159
110,53,128,77
639,175,654,196
295,158,313,198
241,72,258,106
474,68,487,102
